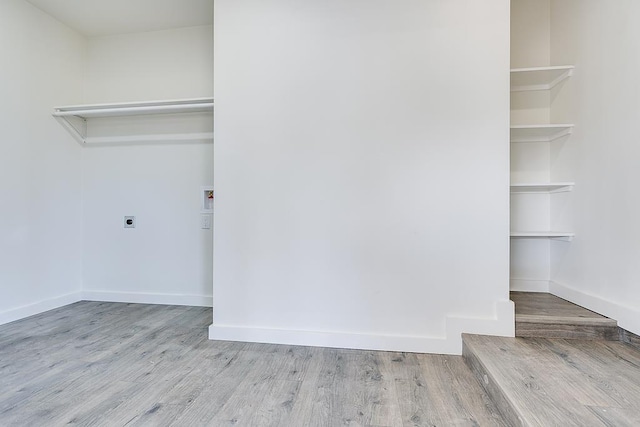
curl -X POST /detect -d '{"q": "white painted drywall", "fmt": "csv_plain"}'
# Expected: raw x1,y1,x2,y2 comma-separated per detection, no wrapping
211,0,513,354
25,0,213,37
84,26,213,103
549,0,640,335
81,26,214,306
0,0,85,324
510,0,551,125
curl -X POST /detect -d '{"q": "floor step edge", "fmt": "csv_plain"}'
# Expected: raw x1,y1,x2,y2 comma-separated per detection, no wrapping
462,334,525,427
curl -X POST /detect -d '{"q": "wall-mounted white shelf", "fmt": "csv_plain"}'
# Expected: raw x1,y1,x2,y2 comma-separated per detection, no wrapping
511,65,574,92
510,124,574,143
510,231,574,241
53,97,214,145
510,182,575,194
53,98,214,118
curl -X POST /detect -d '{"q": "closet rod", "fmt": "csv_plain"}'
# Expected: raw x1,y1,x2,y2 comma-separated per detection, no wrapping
53,103,214,118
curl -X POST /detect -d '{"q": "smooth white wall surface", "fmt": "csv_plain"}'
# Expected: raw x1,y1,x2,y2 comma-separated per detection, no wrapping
510,0,550,125
84,26,213,102
550,0,640,335
0,0,85,324
212,0,513,354
81,26,214,306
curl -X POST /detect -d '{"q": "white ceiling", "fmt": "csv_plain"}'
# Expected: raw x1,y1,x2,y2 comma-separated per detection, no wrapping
25,0,213,37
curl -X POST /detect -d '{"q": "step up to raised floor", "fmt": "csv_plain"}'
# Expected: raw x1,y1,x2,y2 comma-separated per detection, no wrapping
511,292,619,340
462,334,640,426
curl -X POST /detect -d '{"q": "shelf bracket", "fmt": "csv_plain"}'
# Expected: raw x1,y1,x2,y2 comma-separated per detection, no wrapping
551,236,574,242
549,185,574,194
548,127,573,142
52,97,214,146
55,116,86,144
548,68,574,91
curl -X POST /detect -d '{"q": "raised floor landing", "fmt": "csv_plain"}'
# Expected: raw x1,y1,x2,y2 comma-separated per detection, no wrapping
511,291,619,340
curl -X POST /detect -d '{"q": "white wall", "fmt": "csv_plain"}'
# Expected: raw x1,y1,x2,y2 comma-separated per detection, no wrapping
81,26,214,306
84,26,213,103
211,0,513,355
0,0,85,324
549,0,640,335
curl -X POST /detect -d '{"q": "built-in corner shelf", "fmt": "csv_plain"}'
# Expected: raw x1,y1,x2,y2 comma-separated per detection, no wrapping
510,231,575,242
510,182,575,194
510,124,574,143
510,65,575,92
52,97,214,145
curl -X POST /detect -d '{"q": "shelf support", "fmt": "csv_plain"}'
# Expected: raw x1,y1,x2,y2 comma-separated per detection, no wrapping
510,125,574,143
548,127,573,142
510,66,575,92
547,68,573,91
52,97,214,146
551,236,574,242
549,185,574,194
54,116,86,144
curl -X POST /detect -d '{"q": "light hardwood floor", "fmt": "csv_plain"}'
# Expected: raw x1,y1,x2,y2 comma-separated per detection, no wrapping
511,292,610,319
0,302,506,426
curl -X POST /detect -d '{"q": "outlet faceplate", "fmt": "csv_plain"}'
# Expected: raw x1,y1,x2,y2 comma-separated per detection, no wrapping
124,216,135,228
201,214,211,229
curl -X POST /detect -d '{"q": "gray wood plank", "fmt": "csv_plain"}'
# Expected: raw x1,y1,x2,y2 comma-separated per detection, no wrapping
282,346,327,426
588,405,640,427
390,351,505,427
418,353,507,426
247,379,302,427
511,292,610,320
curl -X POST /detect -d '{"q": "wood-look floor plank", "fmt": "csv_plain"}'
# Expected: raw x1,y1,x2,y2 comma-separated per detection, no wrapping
297,347,339,427
304,348,400,427
168,345,262,426
282,346,327,426
588,405,640,427
315,348,358,426
418,354,507,426
389,351,506,427
206,348,290,425
247,379,302,427
388,352,442,426
94,371,193,426
620,328,640,350
2,380,145,427
511,292,608,319
511,292,619,340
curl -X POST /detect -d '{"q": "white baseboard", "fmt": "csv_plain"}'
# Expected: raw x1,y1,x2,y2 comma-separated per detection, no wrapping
510,279,550,293
82,291,213,307
0,292,82,326
550,281,640,336
209,300,514,355
444,299,515,354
